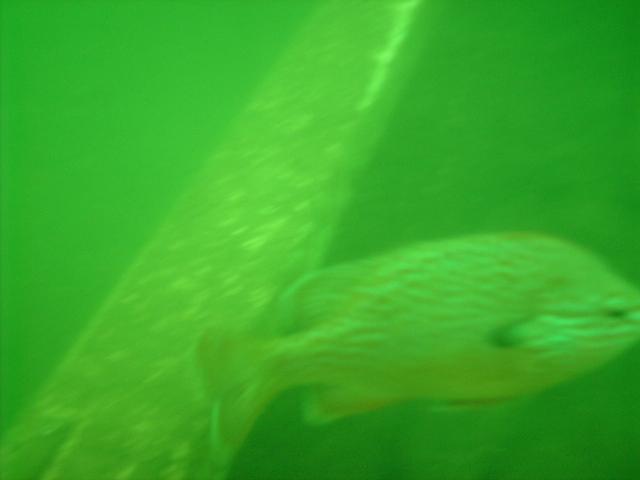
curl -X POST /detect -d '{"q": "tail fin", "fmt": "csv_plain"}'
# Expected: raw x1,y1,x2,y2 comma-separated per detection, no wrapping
196,327,279,470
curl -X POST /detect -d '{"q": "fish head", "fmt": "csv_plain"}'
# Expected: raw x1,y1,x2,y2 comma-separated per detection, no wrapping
494,265,640,384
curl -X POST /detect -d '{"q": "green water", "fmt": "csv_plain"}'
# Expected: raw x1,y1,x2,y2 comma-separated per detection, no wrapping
0,0,314,434
2,1,639,479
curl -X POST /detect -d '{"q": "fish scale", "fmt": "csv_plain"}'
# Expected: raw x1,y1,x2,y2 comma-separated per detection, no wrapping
199,231,640,455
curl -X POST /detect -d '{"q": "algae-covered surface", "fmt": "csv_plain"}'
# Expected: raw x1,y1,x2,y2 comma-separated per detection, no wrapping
2,1,639,479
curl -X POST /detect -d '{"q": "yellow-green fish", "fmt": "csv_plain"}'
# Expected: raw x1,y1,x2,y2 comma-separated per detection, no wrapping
198,232,640,463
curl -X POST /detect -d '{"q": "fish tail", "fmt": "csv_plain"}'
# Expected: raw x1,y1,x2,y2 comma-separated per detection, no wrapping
197,327,281,471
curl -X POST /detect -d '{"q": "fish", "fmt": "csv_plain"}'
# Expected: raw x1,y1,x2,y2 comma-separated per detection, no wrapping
197,232,640,464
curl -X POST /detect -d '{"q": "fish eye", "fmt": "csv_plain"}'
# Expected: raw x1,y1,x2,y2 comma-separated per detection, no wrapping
605,308,627,319
487,324,523,348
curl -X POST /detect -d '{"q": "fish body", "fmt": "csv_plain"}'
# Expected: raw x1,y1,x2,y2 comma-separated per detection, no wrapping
198,232,640,456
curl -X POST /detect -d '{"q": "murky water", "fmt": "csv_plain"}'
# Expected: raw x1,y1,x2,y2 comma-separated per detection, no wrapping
2,1,638,479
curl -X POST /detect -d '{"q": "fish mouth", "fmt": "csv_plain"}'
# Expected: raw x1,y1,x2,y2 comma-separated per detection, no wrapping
627,307,640,323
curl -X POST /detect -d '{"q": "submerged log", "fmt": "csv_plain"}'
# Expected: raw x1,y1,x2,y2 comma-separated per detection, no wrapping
0,1,426,479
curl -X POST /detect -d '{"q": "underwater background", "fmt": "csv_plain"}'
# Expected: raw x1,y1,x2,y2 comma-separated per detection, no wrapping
1,1,638,479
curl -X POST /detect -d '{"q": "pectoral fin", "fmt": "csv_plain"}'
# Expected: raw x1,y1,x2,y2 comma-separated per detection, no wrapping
303,386,397,424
